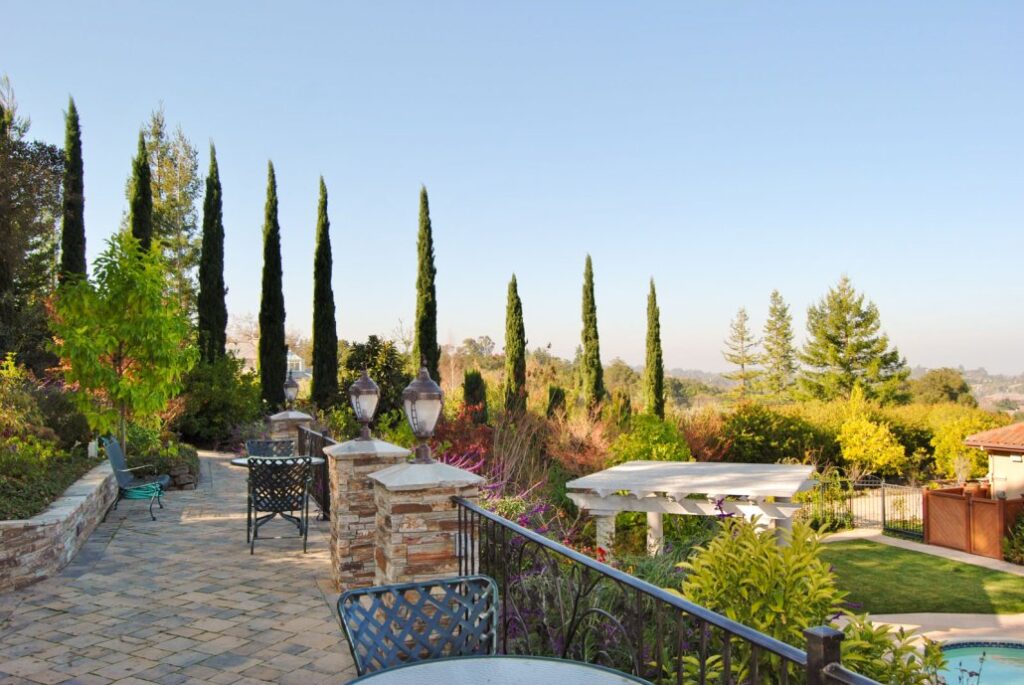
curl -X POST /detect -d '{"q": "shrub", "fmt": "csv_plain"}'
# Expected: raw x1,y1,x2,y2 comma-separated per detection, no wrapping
720,403,820,464
124,423,199,481
677,406,731,462
462,370,488,424
931,412,1004,481
0,436,99,519
838,415,907,477
33,383,91,449
608,414,691,465
0,353,47,439
544,411,612,477
840,614,945,685
1004,512,1024,565
172,355,262,446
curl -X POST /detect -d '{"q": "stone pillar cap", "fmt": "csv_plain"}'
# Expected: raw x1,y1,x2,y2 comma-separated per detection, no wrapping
323,439,412,459
369,462,485,492
269,410,313,421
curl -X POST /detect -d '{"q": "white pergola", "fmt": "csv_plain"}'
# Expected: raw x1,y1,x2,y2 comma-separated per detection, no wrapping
566,461,816,556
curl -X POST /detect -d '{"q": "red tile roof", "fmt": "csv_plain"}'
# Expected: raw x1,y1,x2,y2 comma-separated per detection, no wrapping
964,422,1024,452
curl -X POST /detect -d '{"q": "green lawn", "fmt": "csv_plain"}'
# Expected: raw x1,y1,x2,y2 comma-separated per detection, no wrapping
820,540,1024,614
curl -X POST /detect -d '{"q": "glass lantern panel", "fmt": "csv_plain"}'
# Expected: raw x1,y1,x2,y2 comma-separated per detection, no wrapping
353,393,379,422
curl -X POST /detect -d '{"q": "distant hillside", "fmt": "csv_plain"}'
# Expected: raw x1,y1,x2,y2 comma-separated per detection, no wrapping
667,368,733,390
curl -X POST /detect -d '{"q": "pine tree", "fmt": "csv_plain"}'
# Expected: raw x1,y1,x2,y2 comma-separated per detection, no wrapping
503,274,527,414
722,307,761,398
760,290,798,397
643,279,665,418
310,177,339,409
196,144,227,362
127,131,153,250
799,276,909,403
59,97,86,282
463,369,488,424
413,186,439,378
258,162,286,409
580,255,605,410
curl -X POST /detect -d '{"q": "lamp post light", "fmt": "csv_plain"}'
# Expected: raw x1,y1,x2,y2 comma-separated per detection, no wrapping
349,369,380,441
283,370,299,408
402,362,443,464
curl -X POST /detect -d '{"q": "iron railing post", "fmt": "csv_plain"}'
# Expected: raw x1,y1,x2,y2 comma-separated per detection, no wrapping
880,483,886,531
804,626,843,685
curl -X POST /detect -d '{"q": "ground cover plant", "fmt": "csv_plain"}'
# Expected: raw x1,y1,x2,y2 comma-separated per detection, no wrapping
821,539,1024,614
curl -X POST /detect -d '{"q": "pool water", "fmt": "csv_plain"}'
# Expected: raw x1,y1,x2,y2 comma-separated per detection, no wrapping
941,644,1024,685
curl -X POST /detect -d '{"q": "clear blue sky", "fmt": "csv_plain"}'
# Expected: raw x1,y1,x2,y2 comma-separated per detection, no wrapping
5,2,1023,373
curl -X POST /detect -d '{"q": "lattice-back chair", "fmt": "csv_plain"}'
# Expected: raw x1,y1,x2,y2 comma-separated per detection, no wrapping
101,437,172,521
247,456,312,554
245,439,295,457
338,575,499,675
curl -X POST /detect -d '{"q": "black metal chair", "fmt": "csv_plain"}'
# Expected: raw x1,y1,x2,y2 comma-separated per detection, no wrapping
337,575,499,675
245,439,295,457
246,456,312,554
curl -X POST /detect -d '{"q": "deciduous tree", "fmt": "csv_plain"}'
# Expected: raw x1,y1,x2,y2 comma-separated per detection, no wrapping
644,279,665,418
197,144,227,362
413,186,439,378
60,97,86,282
798,277,909,404
49,232,196,454
503,274,527,414
579,255,604,410
258,162,286,409
311,178,339,409
910,368,976,407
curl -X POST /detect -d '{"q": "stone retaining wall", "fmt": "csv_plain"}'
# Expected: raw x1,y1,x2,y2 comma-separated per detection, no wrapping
0,462,117,593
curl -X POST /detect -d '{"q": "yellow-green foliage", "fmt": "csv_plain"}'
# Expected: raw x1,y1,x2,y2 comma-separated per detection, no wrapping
931,412,1005,480
840,614,945,685
836,387,907,476
608,414,691,465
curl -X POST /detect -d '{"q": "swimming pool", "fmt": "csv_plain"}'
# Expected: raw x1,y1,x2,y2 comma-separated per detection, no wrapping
941,641,1024,685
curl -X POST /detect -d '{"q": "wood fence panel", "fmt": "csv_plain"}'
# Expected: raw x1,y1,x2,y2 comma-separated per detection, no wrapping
969,499,1003,559
926,492,970,552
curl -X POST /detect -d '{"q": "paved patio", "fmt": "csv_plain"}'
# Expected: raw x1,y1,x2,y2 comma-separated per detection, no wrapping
0,451,355,685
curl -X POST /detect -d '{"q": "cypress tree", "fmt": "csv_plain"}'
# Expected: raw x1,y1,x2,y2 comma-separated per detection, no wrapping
413,186,439,378
196,144,227,362
127,131,153,250
59,97,86,282
258,161,286,409
462,369,488,424
580,255,604,410
310,177,339,409
546,385,567,418
643,278,665,418
502,274,527,414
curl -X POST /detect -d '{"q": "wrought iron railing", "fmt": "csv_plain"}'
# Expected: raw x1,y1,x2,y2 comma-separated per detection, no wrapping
454,497,880,685
296,426,336,519
800,478,924,540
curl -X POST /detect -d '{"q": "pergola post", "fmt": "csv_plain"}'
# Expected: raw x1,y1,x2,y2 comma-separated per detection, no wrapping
594,512,616,560
646,511,663,554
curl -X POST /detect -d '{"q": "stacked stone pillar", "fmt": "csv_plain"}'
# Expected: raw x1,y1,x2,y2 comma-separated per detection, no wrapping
369,462,484,585
323,439,410,591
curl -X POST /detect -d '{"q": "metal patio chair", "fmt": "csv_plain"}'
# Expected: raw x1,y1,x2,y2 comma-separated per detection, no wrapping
101,437,171,521
244,438,295,457
337,575,499,675
246,456,312,554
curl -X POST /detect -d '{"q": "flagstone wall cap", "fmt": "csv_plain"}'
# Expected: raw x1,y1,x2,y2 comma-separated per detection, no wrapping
369,462,485,491
269,410,313,421
323,439,412,459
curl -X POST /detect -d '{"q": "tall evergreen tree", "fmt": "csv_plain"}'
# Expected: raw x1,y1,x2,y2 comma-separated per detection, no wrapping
462,369,488,424
722,307,761,398
760,290,798,397
310,177,339,409
580,255,605,409
59,97,86,282
258,162,286,409
643,279,665,418
413,186,439,378
503,274,527,414
127,131,153,250
196,144,227,362
798,276,909,404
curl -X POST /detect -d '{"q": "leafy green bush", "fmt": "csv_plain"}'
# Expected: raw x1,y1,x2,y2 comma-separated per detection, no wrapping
172,355,262,446
1004,513,1024,565
0,436,99,519
721,403,822,464
840,614,945,685
124,424,199,481
608,414,690,465
33,383,91,449
0,353,48,440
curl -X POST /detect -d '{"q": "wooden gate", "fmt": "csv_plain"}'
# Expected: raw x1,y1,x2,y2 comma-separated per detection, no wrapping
924,486,1024,560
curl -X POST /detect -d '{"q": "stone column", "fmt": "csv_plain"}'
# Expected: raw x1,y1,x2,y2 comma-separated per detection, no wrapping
370,462,484,585
323,439,410,591
268,410,313,442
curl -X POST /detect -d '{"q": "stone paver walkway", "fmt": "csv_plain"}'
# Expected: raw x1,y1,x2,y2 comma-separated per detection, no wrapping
0,451,354,685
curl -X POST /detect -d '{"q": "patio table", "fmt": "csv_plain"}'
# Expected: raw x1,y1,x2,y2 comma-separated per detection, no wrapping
229,456,325,467
345,655,651,685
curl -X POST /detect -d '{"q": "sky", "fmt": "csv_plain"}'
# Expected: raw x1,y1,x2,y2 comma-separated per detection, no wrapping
4,2,1023,374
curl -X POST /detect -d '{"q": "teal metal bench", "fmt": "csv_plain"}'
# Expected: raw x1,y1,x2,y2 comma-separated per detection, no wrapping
101,437,171,521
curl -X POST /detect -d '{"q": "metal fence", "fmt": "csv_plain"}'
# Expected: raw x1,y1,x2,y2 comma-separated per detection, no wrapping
802,477,924,540
296,426,336,519
453,497,880,685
